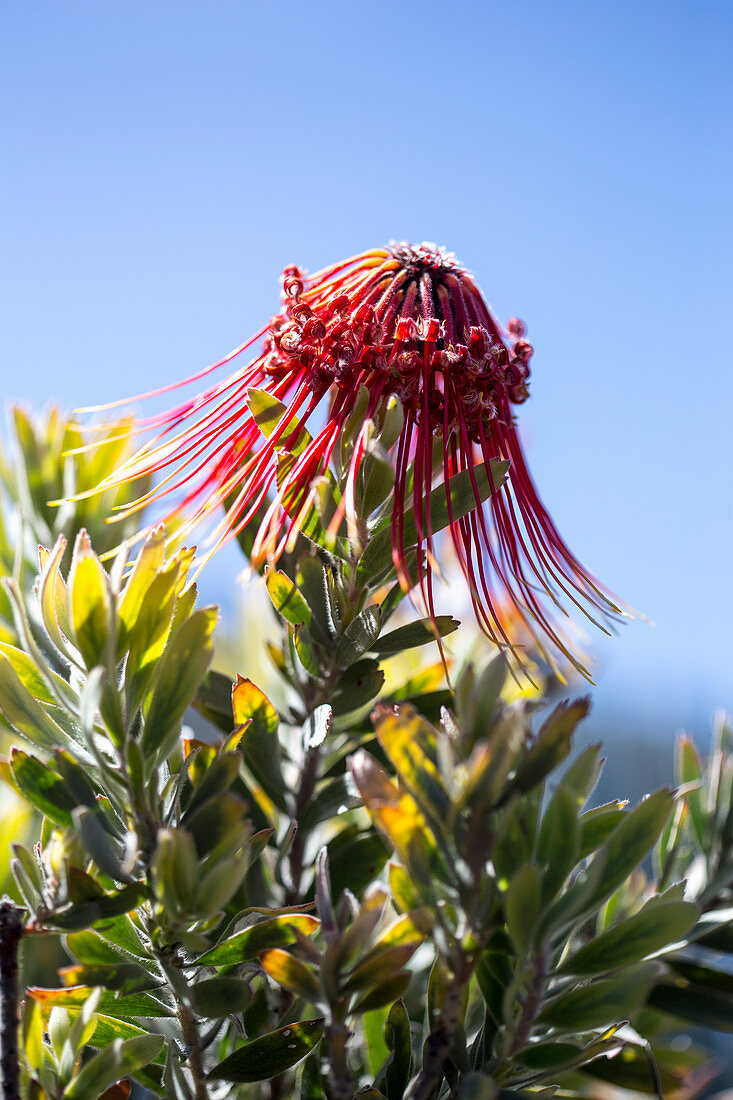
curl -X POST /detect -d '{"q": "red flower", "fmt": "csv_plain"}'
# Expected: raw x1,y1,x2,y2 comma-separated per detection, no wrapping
92,242,621,674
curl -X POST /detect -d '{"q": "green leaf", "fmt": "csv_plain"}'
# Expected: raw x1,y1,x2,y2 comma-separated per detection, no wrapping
116,527,166,654
384,998,412,1100
265,569,312,627
195,915,320,967
343,944,417,994
504,862,542,956
277,454,348,558
10,749,78,827
299,1052,323,1100
332,659,385,716
515,1040,584,1070
11,855,39,908
48,883,148,932
182,791,248,858
190,977,252,1018
90,1014,167,1077
677,734,706,849
72,807,129,883
192,667,235,733
246,390,346,556
581,791,674,912
297,557,337,643
63,1033,164,1099
373,703,449,827
66,867,107,904
22,998,45,1076
559,896,699,975
579,801,629,858
667,956,733,996
388,863,423,915
38,535,73,653
259,949,321,1002
209,1018,324,1083
193,853,251,918
372,616,459,659
542,790,674,936
334,606,382,667
0,652,72,751
93,913,151,964
360,445,395,519
537,964,657,1031
12,843,43,895
58,962,156,995
141,606,217,759
476,935,514,1026
0,640,74,713
352,973,411,1014
513,697,590,795
320,826,390,901
68,533,112,670
690,906,733,952
581,1043,705,1094
184,752,242,816
562,743,604,806
28,985,173,1019
294,624,322,676
648,980,733,1031
232,676,288,810
299,774,358,831
66,930,126,966
54,750,104,816
350,753,436,896
248,388,310,452
355,460,508,584
536,786,580,902
124,563,180,713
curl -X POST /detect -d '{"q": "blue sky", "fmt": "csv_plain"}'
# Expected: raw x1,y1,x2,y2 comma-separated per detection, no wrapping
3,0,732,746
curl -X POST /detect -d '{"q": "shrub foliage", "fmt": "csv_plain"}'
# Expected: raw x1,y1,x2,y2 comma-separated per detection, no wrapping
0,408,731,1099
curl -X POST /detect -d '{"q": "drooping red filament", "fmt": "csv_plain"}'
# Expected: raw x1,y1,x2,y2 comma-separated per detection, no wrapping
88,242,622,675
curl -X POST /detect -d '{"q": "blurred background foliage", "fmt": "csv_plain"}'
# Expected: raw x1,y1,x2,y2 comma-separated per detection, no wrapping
0,408,152,994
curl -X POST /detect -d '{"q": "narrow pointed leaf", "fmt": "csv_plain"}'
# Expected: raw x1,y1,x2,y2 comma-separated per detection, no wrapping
209,1018,324,1083
356,461,508,584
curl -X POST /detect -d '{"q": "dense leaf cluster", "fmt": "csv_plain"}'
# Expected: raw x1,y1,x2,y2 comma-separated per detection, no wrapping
0,409,731,1099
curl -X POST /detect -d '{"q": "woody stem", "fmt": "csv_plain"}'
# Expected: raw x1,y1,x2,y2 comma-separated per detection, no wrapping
176,999,209,1100
284,739,322,906
0,901,23,1100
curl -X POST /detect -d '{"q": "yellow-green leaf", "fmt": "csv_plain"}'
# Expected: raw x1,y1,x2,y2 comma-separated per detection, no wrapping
68,533,112,669
258,949,322,1003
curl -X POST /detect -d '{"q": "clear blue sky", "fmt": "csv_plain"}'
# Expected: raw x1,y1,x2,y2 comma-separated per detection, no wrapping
3,1,732,747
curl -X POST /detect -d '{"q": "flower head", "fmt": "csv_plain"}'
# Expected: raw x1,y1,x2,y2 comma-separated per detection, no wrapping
89,242,622,675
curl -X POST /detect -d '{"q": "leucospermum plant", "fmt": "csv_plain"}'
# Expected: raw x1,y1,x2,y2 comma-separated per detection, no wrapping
0,252,731,1099
80,243,624,678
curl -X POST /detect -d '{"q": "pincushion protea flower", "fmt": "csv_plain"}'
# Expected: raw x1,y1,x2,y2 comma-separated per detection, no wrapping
84,242,622,674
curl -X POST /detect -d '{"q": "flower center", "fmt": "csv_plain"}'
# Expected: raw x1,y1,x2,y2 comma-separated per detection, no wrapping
263,243,533,438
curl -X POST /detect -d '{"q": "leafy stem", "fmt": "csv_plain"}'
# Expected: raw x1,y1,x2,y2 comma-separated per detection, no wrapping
176,996,210,1100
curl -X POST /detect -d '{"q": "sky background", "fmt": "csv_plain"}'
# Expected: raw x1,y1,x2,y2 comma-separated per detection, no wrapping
2,0,732,767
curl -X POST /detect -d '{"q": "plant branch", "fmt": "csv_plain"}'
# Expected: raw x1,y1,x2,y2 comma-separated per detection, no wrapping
406,973,464,1100
0,900,24,1100
285,740,322,906
176,998,209,1100
324,1019,356,1100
